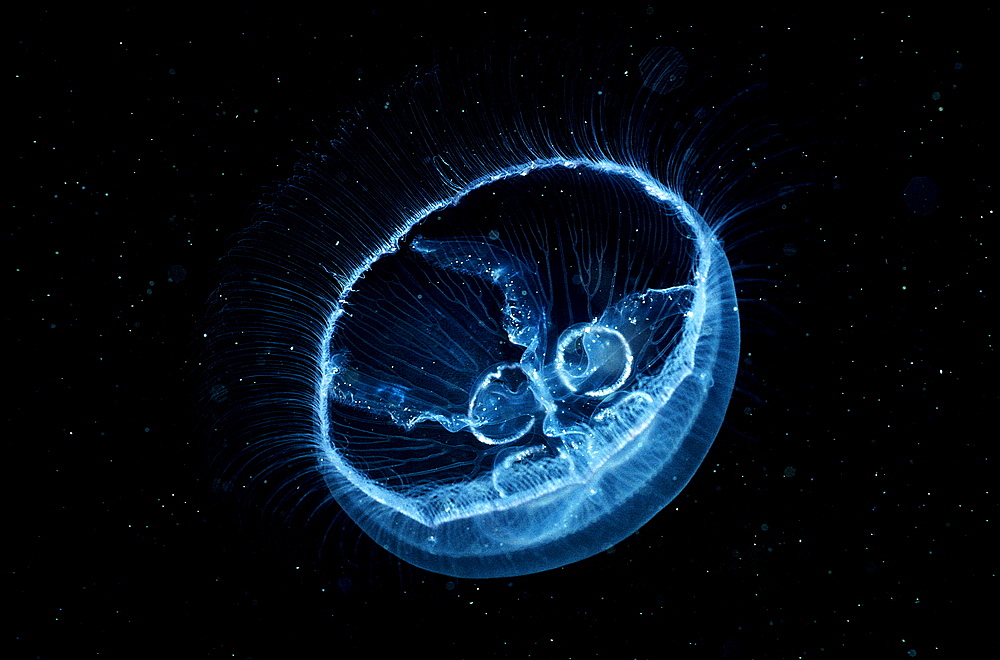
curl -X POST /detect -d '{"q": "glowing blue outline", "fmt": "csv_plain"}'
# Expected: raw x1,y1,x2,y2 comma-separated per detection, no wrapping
316,157,725,532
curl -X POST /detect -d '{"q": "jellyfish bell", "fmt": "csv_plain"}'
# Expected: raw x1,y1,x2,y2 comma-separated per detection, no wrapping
204,42,789,578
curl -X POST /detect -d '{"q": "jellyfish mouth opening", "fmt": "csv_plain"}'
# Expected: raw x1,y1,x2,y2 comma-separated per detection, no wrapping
466,320,639,447
320,161,707,515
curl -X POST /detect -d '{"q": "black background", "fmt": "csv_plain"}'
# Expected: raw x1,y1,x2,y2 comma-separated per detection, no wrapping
9,7,993,658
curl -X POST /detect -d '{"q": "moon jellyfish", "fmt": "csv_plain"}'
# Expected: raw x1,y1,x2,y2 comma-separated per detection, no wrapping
205,44,775,578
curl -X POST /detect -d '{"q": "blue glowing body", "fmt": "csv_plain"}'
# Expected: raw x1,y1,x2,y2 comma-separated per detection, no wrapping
206,45,763,578
319,161,738,578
